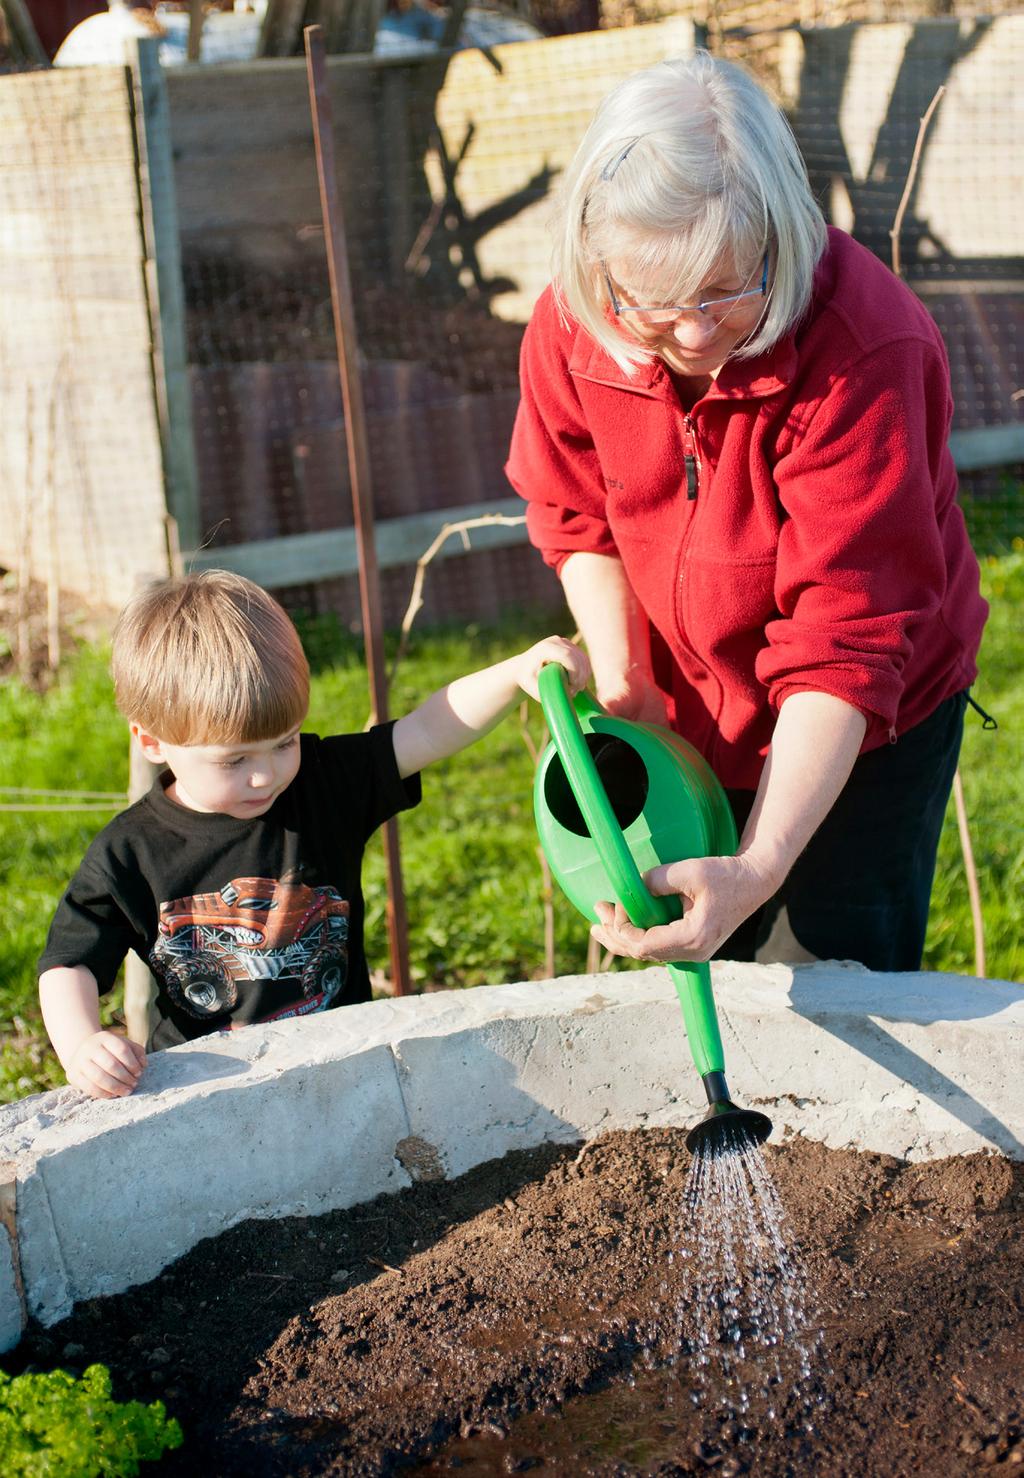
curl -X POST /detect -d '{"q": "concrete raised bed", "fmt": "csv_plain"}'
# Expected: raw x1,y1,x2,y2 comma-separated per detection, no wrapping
1,959,1021,1354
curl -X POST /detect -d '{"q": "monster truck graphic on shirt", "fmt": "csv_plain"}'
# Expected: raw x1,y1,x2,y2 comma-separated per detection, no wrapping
149,874,349,1021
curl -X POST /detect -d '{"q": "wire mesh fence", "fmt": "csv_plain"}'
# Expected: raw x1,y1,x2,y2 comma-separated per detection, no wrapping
2,7,1021,623
1,2,1022,1094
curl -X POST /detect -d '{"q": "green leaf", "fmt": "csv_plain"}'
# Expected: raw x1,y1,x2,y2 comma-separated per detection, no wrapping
0,1364,182,1477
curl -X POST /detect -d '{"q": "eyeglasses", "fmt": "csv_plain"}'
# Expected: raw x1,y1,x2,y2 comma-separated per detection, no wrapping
602,251,770,326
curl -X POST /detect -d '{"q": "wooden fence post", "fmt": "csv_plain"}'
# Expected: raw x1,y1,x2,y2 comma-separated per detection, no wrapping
0,1164,26,1344
129,37,201,565
124,736,163,1046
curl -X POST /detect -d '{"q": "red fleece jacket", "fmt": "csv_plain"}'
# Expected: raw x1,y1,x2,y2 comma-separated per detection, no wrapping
506,229,988,790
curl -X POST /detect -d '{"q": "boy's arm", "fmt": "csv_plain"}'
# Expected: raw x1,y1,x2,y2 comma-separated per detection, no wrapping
391,636,590,779
39,965,146,1099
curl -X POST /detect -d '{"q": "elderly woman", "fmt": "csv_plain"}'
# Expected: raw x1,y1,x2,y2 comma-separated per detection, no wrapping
507,51,988,972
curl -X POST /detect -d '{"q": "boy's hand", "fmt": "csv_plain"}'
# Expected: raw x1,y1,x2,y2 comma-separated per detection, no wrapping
515,637,591,701
66,1031,146,1099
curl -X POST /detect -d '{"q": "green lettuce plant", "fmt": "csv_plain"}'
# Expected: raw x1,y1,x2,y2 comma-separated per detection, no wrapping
0,1363,182,1477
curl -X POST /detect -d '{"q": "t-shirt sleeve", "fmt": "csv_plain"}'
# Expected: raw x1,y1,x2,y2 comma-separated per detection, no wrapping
37,856,149,993
312,721,421,840
504,289,616,576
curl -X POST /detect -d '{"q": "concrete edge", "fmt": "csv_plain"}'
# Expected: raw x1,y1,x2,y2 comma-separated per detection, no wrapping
0,960,1020,1350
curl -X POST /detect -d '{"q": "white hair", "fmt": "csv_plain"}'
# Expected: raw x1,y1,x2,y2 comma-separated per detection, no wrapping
552,51,828,373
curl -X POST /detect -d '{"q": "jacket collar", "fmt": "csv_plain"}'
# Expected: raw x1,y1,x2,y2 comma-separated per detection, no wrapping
568,317,799,404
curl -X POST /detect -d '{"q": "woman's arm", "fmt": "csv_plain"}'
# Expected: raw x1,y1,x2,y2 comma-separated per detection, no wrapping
590,691,867,962
391,636,590,779
508,289,665,723
561,552,668,723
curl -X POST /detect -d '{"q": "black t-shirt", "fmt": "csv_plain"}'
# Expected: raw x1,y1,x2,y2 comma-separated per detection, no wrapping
38,726,421,1050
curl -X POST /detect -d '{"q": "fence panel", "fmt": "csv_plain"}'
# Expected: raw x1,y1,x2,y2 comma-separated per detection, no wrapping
0,66,170,608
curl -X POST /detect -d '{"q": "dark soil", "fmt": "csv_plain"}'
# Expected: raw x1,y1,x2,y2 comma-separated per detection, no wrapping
5,1131,1023,1476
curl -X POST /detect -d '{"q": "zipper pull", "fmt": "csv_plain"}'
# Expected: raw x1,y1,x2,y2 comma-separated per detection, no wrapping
683,414,700,501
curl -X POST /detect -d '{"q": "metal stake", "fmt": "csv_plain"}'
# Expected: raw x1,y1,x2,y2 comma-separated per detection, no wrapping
304,24,411,996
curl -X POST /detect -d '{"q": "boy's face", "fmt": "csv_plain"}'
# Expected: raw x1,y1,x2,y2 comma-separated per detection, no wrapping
132,725,302,821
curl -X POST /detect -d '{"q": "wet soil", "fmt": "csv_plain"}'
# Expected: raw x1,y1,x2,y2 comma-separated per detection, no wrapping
5,1131,1023,1476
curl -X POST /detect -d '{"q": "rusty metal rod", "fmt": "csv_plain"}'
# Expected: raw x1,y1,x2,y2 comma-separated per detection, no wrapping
304,24,412,997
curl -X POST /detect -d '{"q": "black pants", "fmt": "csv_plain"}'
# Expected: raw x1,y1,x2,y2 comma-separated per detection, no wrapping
719,690,968,972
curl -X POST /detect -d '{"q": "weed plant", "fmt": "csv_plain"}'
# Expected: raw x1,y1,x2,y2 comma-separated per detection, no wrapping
1,557,1021,1101
0,1363,181,1477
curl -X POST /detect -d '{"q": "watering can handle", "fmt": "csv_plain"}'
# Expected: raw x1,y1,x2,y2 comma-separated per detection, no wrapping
537,663,677,932
537,663,725,1080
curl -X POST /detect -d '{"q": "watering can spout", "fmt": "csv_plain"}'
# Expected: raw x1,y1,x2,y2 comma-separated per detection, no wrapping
684,1071,774,1156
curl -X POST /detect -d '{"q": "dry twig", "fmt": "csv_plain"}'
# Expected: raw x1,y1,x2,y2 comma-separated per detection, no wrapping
517,700,557,976
889,85,945,278
951,1373,987,1421
585,935,614,974
387,513,527,688
953,772,986,977
366,1255,404,1276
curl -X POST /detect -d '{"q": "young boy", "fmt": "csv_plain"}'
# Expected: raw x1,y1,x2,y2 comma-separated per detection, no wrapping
38,570,589,1099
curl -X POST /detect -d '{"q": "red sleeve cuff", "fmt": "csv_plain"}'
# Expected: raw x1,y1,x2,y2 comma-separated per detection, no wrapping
769,680,894,748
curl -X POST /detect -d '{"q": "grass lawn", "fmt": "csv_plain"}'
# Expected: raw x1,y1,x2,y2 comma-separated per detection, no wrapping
1,554,1021,1102
925,549,1024,980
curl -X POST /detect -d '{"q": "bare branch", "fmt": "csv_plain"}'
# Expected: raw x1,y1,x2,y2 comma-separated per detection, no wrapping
890,85,945,278
387,514,527,688
517,697,543,767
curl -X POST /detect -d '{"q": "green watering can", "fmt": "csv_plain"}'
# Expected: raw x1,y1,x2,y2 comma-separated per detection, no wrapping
534,663,772,1155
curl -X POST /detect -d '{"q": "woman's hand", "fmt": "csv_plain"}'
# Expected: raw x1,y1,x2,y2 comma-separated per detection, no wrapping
594,664,669,725
590,853,781,964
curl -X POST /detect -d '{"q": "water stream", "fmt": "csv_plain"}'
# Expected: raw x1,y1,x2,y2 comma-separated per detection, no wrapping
667,1124,826,1431
416,1130,828,1473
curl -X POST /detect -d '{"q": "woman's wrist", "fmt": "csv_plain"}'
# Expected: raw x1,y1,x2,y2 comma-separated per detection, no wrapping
592,657,650,690
734,841,791,900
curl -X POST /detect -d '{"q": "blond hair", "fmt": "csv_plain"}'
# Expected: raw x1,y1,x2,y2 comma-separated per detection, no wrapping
111,571,309,746
553,51,828,373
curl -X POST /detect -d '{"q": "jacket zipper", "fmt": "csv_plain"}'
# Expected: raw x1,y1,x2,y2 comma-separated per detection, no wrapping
683,414,702,500
673,413,720,761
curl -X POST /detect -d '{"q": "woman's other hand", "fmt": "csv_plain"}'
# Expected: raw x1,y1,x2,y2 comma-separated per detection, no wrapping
594,664,669,724
590,853,780,963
